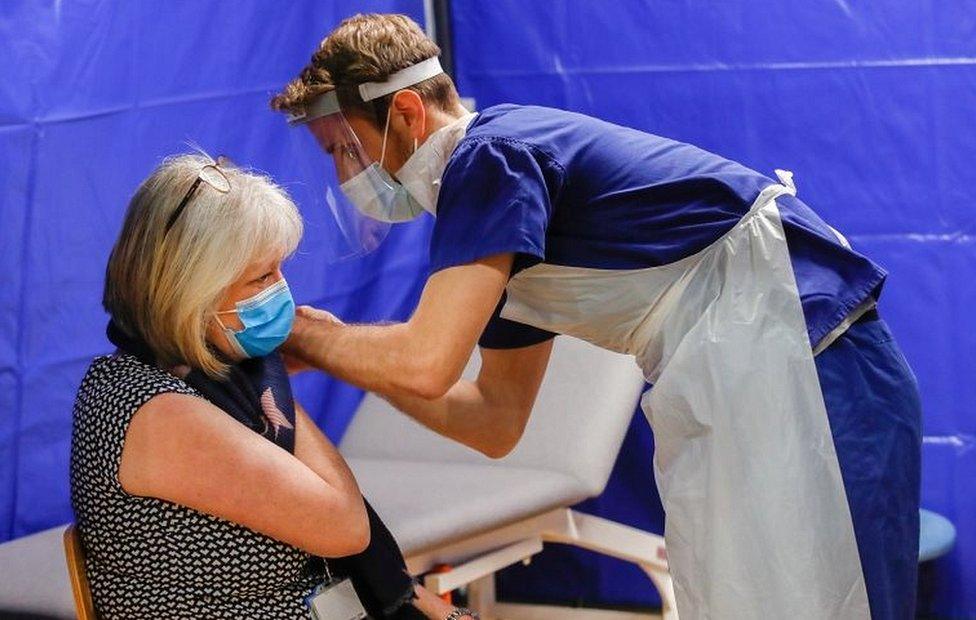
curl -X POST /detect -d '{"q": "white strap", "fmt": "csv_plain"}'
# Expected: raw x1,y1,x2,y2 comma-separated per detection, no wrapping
751,169,797,215
812,296,877,356
774,168,796,194
773,168,851,248
827,224,852,249
358,56,444,102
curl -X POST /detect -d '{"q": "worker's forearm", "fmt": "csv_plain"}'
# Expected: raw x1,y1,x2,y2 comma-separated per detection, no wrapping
385,380,522,458
288,316,519,456
288,317,437,398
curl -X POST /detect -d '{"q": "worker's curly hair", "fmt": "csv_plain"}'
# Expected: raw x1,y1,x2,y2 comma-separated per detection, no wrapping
270,13,459,126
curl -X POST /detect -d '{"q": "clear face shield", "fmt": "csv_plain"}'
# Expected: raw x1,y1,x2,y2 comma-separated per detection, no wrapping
286,92,393,262
284,57,445,262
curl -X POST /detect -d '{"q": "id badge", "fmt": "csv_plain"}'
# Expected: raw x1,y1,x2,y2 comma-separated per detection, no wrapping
306,578,368,620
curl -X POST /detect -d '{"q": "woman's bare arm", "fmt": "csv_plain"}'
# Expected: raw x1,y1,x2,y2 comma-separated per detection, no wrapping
292,402,360,495
119,392,368,558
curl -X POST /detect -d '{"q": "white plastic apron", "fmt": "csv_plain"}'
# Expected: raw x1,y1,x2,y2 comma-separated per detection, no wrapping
501,171,871,619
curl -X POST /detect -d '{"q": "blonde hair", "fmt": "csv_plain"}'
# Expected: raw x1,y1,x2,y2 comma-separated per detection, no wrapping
270,13,459,126
103,153,303,378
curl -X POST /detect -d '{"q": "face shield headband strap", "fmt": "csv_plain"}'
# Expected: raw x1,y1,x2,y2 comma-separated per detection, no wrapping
358,56,444,102
286,57,444,126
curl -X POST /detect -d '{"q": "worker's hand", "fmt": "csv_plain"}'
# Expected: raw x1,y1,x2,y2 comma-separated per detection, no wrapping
296,305,344,325
282,305,345,374
281,351,313,375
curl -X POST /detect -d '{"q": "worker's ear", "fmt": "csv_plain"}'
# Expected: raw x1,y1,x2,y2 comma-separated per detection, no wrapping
389,89,426,142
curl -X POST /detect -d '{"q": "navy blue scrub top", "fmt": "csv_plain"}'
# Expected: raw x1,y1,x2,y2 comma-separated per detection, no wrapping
429,104,886,350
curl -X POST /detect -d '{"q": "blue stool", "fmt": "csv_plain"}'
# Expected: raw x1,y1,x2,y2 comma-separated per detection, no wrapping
918,509,956,563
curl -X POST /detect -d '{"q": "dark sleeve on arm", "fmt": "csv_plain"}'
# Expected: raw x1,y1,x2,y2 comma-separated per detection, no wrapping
478,292,556,349
430,137,563,349
428,137,562,274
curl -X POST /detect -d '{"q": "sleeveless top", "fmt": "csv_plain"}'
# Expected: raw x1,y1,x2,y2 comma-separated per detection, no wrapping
69,352,326,619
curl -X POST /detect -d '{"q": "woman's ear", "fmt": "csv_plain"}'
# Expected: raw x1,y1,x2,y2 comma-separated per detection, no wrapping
390,89,427,141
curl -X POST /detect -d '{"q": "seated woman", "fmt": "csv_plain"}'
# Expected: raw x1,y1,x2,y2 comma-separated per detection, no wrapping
70,153,474,619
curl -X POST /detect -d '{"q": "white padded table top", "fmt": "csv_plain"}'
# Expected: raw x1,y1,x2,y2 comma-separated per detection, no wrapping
347,457,588,555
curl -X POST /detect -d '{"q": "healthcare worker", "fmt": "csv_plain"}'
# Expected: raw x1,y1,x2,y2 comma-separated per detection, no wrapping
272,14,921,620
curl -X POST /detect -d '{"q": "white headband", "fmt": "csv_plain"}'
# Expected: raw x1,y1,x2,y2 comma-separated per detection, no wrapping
358,56,444,102
286,57,444,126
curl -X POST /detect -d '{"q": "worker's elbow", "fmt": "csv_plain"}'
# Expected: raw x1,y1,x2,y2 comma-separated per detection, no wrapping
405,359,458,400
479,440,517,460
478,418,528,459
408,377,451,400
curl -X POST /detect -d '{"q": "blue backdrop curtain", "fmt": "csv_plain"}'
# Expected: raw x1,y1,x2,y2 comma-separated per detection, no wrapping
0,0,432,547
1,2,972,617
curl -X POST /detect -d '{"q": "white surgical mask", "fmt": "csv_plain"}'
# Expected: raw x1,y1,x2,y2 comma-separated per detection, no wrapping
339,163,425,223
396,112,477,216
339,104,427,223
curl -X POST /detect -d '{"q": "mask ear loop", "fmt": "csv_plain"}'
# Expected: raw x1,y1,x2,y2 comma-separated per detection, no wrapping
379,102,393,169
213,309,239,334
380,91,423,165
414,94,426,155
212,310,249,359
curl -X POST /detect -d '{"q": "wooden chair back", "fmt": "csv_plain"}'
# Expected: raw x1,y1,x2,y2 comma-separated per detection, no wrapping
63,525,96,620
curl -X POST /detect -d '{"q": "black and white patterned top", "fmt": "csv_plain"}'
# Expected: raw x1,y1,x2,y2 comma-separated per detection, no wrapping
70,352,326,619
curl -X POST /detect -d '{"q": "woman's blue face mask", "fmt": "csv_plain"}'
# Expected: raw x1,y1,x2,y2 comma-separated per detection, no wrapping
215,278,296,358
